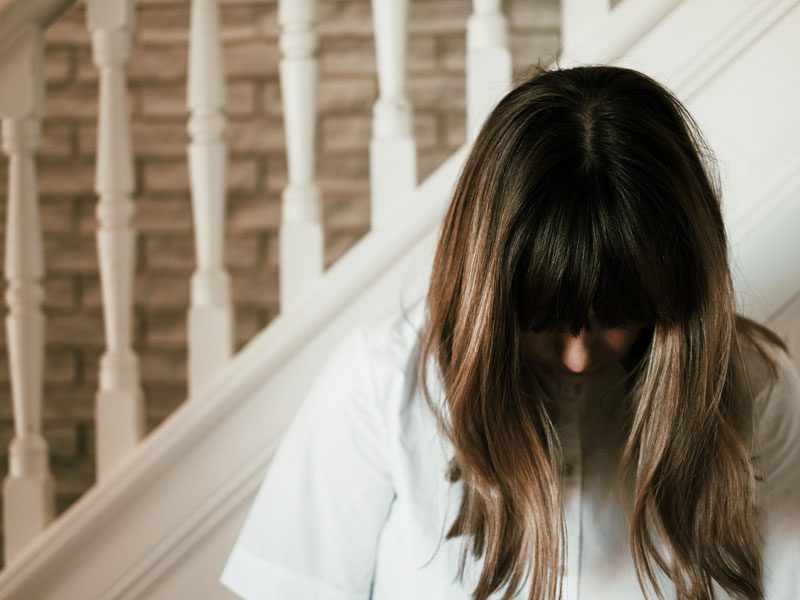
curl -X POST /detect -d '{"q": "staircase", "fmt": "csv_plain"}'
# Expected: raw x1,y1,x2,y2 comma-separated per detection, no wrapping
0,0,798,597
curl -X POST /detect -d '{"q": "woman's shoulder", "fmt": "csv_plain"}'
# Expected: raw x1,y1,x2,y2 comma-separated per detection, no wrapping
360,295,429,382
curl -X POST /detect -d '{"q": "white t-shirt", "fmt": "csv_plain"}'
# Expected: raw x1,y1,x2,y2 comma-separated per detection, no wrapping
219,297,800,599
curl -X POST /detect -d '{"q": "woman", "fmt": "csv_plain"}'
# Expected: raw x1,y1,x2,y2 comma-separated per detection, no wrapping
220,64,800,599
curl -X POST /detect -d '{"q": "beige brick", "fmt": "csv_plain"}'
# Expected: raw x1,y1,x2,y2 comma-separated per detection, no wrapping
46,311,105,349
133,273,190,308
129,45,188,83
408,36,437,74
141,349,186,384
137,84,189,118
44,276,79,310
45,48,73,84
324,193,370,230
56,493,85,519
44,350,79,384
74,48,97,84
146,384,186,422
320,38,376,76
407,75,465,110
317,2,374,37
264,156,287,193
81,272,190,310
228,195,281,232
145,310,186,348
317,154,370,181
321,114,370,153
0,419,14,454
413,112,439,150
38,160,95,196
44,234,98,273
509,29,561,74
133,196,194,234
227,117,284,153
143,160,189,193
225,233,261,270
443,111,466,148
325,229,367,268
234,307,262,349
44,421,79,460
418,148,451,181
43,4,90,46
220,6,267,43
317,78,376,113
507,0,561,30
135,5,190,41
137,5,264,45
408,1,471,35
438,35,465,72
75,124,97,157
46,84,99,120
227,81,258,115
75,195,98,233
231,265,278,307
318,173,369,197
229,159,259,192
79,275,102,309
220,0,278,5
224,41,280,79
134,121,190,157
39,123,74,158
258,6,279,40
40,386,95,422
143,234,194,271
40,197,75,232
76,348,130,388
52,460,95,497
260,80,282,116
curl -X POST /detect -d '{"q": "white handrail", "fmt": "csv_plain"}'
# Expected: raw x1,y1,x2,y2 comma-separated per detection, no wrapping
0,0,74,57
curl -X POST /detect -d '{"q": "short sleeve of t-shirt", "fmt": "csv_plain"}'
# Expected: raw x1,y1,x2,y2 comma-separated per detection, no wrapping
219,325,397,600
755,345,800,598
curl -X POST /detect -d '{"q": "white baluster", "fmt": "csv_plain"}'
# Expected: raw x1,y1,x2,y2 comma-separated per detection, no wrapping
466,0,512,142
370,0,416,230
0,25,56,564
86,0,146,482
187,0,234,396
278,0,324,309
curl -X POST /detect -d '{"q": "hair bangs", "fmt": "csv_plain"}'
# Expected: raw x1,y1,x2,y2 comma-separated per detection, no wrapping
512,179,662,336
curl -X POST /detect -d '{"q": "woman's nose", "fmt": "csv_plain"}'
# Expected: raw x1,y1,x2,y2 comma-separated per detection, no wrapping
558,331,594,373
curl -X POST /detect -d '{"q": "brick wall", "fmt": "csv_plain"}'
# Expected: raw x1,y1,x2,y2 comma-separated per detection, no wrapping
0,0,560,568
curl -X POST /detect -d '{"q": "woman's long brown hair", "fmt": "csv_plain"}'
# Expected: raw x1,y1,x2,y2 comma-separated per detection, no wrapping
415,62,788,600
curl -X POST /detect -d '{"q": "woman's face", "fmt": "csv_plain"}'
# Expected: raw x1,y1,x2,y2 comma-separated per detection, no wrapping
523,316,645,384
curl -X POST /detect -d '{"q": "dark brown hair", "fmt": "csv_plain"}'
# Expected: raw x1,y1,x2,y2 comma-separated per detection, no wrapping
416,62,788,600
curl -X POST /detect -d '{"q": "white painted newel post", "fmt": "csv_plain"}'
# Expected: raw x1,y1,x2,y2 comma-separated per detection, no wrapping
466,0,513,142
186,0,234,396
369,0,417,230
87,0,147,482
278,0,324,310
0,25,56,564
